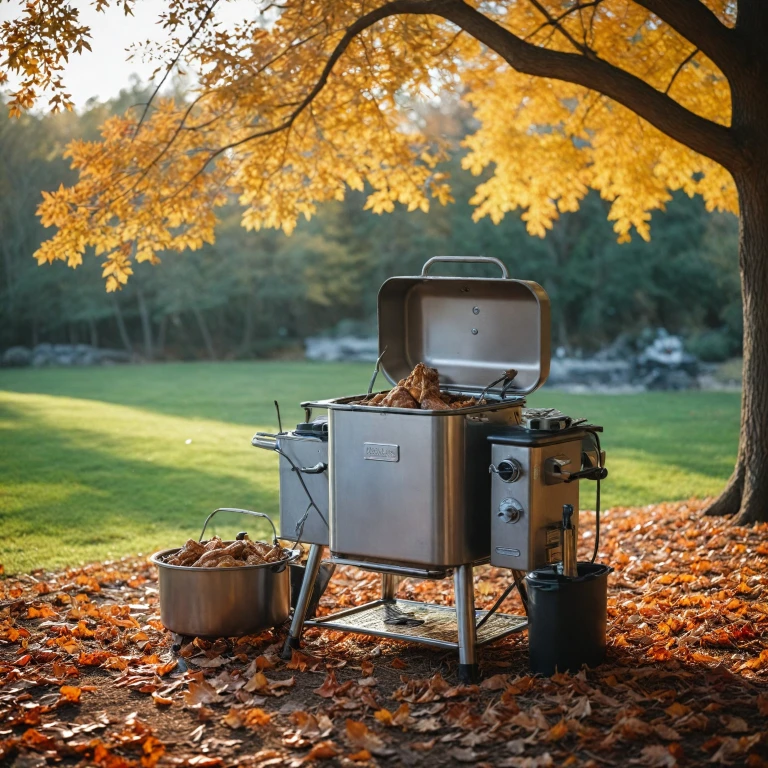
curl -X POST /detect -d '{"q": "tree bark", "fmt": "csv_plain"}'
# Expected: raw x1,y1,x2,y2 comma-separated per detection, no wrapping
88,318,99,348
705,167,768,524
112,297,133,354
239,296,254,357
136,287,154,361
156,315,167,358
193,306,217,361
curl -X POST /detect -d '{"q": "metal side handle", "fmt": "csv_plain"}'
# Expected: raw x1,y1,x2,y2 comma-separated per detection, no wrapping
199,507,279,544
421,255,509,280
297,462,327,474
252,432,278,451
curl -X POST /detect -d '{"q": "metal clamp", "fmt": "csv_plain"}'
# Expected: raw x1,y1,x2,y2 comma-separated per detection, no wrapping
420,256,509,280
199,508,279,545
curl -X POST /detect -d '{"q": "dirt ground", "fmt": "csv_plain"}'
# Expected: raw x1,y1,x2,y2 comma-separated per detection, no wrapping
1,499,768,767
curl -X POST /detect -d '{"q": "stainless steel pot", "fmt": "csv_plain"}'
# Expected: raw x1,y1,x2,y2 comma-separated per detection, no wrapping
151,508,299,637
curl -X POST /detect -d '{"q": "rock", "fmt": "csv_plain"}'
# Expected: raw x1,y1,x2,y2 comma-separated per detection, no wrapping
305,336,378,363
9,343,132,367
97,348,132,363
1,346,32,367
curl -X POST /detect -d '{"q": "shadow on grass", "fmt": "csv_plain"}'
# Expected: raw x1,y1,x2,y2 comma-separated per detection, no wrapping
0,399,281,573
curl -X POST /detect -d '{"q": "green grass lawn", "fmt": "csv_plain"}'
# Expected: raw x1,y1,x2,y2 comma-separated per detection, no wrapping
0,362,740,574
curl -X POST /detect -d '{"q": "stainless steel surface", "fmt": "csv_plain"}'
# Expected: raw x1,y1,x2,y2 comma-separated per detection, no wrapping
151,545,297,637
283,543,323,655
420,255,509,279
252,430,330,546
328,407,522,568
381,574,398,600
490,433,582,572
252,433,279,451
306,598,528,649
329,558,450,580
377,258,550,395
454,565,477,666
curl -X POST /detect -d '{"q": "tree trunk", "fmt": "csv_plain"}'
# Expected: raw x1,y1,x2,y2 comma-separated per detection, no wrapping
705,167,768,524
112,298,133,354
239,297,254,357
136,287,154,361
88,318,99,348
193,307,217,361
156,315,167,358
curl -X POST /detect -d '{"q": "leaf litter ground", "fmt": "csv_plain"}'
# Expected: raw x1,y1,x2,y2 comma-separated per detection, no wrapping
2,499,768,768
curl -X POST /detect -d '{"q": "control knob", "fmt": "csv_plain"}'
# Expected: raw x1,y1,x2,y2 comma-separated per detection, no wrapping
498,498,523,524
489,458,523,483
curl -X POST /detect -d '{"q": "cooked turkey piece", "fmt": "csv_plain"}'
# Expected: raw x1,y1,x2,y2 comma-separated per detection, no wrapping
165,535,290,568
361,362,483,410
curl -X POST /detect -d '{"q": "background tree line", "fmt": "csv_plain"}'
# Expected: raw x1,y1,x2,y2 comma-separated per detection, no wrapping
0,85,742,363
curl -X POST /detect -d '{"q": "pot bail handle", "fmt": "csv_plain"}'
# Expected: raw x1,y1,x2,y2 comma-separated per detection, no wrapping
199,508,279,545
421,255,509,279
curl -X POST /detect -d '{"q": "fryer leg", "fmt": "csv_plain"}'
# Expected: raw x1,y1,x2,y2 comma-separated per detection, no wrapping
381,574,398,601
454,564,479,683
281,543,323,660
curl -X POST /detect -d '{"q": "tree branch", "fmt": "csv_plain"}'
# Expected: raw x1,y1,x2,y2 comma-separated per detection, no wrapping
632,0,742,75
664,47,699,95
435,1,743,171
526,0,591,55
524,1,603,45
133,0,221,138
167,0,448,194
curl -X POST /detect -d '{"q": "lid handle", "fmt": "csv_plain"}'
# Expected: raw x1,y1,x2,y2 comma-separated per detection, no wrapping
421,255,509,279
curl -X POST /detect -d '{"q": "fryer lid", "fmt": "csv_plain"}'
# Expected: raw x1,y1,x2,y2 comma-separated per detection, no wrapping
378,257,551,396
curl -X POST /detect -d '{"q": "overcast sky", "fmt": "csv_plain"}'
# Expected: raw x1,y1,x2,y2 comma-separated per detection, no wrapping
0,0,257,110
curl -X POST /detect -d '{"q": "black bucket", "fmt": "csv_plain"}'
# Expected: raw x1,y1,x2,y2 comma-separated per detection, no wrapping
525,562,613,676
289,562,336,620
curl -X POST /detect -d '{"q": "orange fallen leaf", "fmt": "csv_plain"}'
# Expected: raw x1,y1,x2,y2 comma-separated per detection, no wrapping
222,708,243,729
480,673,508,690
410,738,436,752
242,708,271,728
141,736,165,768
152,693,174,707
154,660,177,677
374,709,394,726
59,685,82,704
546,719,569,741
244,671,268,692
102,656,129,671
184,680,218,706
27,604,57,619
286,650,322,672
345,719,393,756
306,740,338,760
391,658,407,670
314,670,339,698
348,749,372,762
665,702,691,718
